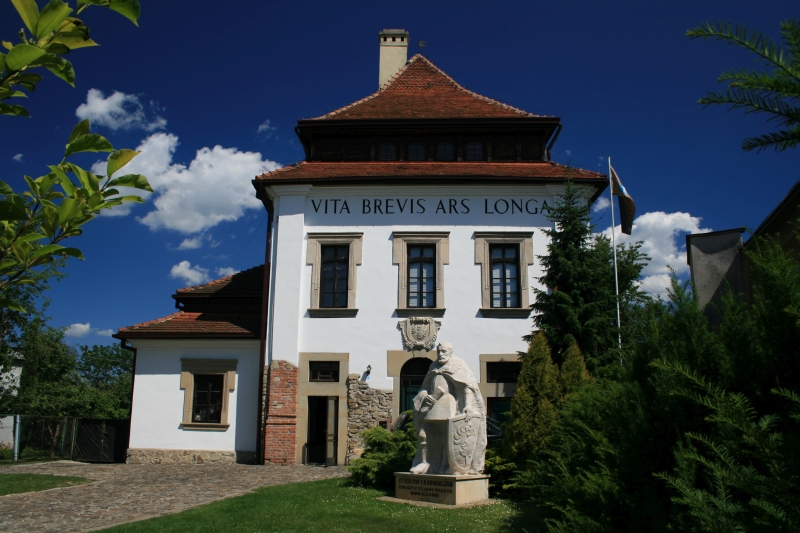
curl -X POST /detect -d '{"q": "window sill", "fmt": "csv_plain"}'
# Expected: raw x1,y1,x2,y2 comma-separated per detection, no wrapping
395,308,446,318
479,308,532,318
308,308,359,318
181,423,230,431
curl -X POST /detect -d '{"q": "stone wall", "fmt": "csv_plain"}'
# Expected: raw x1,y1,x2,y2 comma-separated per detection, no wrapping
263,360,298,465
127,448,255,465
346,374,392,462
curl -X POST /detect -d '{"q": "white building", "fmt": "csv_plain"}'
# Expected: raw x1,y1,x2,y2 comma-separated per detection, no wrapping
116,29,606,466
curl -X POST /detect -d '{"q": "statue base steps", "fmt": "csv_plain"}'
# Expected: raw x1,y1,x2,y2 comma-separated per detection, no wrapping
394,472,490,506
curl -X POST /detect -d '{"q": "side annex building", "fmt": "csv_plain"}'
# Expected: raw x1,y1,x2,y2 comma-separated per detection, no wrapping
115,30,606,466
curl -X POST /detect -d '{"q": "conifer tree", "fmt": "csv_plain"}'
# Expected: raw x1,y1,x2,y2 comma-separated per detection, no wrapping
560,340,591,396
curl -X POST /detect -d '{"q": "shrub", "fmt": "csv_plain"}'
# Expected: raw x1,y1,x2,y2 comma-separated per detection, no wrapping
347,417,417,490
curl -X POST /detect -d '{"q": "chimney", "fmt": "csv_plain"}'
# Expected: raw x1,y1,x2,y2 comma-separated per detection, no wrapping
378,29,409,88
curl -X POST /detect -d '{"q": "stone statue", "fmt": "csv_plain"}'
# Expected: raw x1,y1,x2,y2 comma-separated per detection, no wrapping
410,342,487,475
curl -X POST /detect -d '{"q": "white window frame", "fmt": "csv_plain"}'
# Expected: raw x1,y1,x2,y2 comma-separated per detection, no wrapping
392,232,449,317
474,231,534,318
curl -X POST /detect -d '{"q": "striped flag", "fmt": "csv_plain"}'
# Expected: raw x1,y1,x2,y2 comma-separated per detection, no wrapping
610,165,636,235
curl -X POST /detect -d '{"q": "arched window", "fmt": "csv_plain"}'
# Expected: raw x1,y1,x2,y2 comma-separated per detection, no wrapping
379,143,396,161
465,142,483,161
436,142,454,161
408,142,425,161
400,357,432,413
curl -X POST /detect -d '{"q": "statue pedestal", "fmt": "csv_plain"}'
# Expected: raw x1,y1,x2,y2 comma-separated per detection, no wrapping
394,472,490,506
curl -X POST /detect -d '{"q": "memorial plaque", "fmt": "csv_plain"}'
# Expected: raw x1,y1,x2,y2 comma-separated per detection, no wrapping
394,472,489,506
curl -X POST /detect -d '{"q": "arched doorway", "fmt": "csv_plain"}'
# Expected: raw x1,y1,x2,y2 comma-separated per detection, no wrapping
399,357,432,413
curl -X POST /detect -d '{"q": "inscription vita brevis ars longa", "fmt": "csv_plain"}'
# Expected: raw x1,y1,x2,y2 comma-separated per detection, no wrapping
310,198,551,215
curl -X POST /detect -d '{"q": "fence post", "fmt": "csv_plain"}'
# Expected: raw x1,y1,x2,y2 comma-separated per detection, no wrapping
12,415,20,465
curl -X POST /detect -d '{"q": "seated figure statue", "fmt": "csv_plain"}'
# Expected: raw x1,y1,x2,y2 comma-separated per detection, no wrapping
409,342,487,475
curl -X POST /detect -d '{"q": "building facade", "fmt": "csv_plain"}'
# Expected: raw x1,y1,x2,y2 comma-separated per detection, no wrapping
116,30,606,465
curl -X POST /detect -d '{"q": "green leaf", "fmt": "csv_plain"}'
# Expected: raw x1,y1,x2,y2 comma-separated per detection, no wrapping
64,133,113,158
108,0,140,26
11,0,40,35
106,173,153,192
69,119,90,143
35,0,73,39
44,42,70,55
52,24,97,50
29,54,75,86
0,196,29,220
14,233,46,244
31,243,65,259
0,181,15,195
6,44,47,71
0,103,30,117
16,73,43,91
0,53,5,72
49,166,75,196
115,195,145,204
57,197,82,225
106,149,139,178
0,297,27,313
59,247,84,259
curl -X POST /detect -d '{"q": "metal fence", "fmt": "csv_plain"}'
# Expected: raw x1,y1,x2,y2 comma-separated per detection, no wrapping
0,415,129,464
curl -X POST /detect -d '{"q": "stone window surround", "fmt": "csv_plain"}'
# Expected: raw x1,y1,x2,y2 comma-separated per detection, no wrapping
296,352,349,465
180,358,237,431
478,353,520,401
474,232,534,318
386,349,436,421
306,233,363,317
392,232,449,318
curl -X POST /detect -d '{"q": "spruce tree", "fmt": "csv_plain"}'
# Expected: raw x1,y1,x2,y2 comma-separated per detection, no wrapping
560,340,591,396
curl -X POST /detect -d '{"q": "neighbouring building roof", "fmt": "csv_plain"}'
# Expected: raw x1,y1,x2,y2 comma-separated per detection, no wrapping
313,55,539,120
114,265,266,340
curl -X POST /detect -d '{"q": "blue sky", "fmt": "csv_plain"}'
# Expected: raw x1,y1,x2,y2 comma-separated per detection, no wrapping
1,0,797,344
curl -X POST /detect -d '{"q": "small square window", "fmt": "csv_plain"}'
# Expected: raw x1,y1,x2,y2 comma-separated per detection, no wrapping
192,374,224,423
437,142,454,161
465,142,483,161
408,142,425,161
379,143,396,161
310,361,340,382
486,362,522,383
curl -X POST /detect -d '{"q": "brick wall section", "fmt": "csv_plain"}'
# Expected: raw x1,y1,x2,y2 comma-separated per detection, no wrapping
263,360,298,465
346,374,393,462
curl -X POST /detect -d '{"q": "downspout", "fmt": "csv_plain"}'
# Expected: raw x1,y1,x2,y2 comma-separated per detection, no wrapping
120,339,137,463
546,123,562,162
255,187,274,465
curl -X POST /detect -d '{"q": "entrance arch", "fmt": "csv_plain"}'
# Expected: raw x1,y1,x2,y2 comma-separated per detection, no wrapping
399,357,432,413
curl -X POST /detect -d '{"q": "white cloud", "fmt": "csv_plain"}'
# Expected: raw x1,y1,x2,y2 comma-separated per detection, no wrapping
12,153,23,162
177,236,205,250
257,119,276,136
170,260,210,286
592,196,610,213
601,211,711,298
216,267,240,277
76,89,166,131
65,323,92,338
96,329,114,337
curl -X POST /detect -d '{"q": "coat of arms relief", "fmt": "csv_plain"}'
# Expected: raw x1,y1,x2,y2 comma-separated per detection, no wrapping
398,317,442,351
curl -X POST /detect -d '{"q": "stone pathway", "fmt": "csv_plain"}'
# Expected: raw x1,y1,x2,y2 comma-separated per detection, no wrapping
0,461,349,532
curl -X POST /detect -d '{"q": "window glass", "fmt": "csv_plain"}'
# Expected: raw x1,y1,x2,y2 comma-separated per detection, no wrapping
489,244,520,308
492,138,516,161
436,142,454,161
320,245,349,308
408,244,436,308
465,142,483,161
486,362,522,383
310,361,340,382
379,143,396,161
408,142,425,161
192,374,224,423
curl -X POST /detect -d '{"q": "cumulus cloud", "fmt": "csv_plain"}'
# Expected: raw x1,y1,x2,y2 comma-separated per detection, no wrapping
65,323,92,337
76,89,166,131
170,260,210,286
216,267,240,277
12,153,23,162
592,196,610,213
96,329,114,337
601,211,711,298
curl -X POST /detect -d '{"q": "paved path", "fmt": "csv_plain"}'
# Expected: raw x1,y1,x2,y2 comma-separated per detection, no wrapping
0,461,349,532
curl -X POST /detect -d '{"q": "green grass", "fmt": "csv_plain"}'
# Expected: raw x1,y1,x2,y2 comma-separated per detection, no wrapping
0,473,88,495
104,478,543,533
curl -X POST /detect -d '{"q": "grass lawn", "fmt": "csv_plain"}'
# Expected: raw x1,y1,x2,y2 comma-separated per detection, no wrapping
104,478,543,533
0,473,88,496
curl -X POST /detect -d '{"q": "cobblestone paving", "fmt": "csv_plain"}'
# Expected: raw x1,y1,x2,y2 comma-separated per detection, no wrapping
0,461,349,532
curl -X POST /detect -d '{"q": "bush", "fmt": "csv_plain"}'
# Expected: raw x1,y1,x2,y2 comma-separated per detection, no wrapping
347,417,417,490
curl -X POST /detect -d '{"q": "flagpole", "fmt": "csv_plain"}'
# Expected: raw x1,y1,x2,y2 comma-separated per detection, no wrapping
608,157,623,355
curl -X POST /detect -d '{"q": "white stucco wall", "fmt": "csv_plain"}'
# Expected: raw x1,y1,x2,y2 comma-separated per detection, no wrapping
266,183,593,390
128,339,260,452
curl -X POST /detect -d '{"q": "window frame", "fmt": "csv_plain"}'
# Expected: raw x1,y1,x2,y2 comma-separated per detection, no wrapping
319,244,350,309
309,361,340,382
378,142,397,161
489,243,521,309
407,142,426,161
465,141,484,161
307,233,363,317
392,232,449,317
474,232,534,317
436,142,455,161
180,358,237,430
407,244,436,309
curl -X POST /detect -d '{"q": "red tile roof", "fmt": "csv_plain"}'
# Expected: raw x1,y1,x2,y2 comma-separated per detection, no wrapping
313,55,540,120
175,265,264,298
256,161,604,183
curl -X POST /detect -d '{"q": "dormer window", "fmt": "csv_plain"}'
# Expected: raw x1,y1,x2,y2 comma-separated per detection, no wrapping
466,142,483,161
408,143,425,161
437,142,454,161
379,143,397,161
